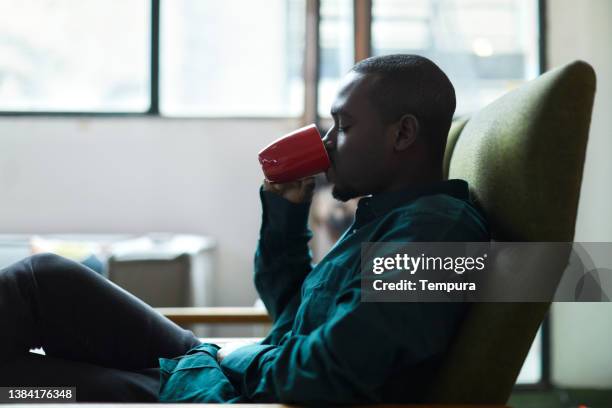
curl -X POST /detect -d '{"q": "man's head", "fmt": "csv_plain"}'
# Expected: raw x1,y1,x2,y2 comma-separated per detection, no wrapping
323,54,456,201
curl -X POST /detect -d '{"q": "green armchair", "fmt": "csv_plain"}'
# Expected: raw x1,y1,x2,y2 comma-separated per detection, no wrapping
429,59,596,403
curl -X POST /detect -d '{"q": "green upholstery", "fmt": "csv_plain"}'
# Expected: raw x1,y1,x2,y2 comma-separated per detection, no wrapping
428,61,597,403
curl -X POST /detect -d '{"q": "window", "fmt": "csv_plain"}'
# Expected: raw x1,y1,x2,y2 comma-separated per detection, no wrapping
160,0,306,116
371,0,541,115
0,0,150,112
517,328,543,384
0,0,543,122
318,0,354,117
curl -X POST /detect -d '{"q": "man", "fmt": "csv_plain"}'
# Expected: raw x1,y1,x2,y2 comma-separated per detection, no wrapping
0,54,488,403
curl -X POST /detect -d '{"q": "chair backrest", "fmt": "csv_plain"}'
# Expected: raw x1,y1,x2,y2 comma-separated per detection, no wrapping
426,60,597,403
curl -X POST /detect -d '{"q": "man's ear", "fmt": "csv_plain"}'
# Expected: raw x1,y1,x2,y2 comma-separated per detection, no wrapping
393,114,419,152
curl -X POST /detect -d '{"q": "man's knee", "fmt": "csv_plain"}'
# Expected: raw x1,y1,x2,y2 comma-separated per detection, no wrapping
29,252,98,277
27,252,102,291
29,252,73,269
0,253,83,303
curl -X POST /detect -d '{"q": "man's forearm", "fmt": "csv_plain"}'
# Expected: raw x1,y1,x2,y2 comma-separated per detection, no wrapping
254,187,313,321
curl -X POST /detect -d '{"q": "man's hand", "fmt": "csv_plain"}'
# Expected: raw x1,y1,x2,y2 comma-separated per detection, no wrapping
263,177,316,204
216,341,259,364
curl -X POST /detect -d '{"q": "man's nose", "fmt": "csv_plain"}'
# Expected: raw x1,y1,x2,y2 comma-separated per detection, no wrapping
322,128,336,151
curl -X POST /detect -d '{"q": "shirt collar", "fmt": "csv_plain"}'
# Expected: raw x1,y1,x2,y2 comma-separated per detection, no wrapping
352,179,470,229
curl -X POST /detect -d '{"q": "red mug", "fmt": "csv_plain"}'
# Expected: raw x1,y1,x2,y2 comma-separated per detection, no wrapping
258,124,331,183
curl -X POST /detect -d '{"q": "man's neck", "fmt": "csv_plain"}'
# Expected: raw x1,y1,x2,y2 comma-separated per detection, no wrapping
379,167,444,194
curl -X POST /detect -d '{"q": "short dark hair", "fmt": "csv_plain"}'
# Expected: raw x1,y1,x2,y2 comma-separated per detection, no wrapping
352,54,456,164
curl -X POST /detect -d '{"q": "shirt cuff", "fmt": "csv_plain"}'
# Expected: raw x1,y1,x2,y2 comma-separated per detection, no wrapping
220,343,278,385
158,343,220,373
186,342,220,356
260,186,311,238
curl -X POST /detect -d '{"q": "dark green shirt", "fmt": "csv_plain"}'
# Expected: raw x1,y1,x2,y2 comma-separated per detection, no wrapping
158,179,489,404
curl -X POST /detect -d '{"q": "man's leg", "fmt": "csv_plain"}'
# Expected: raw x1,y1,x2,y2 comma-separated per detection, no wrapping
0,353,160,402
0,253,202,370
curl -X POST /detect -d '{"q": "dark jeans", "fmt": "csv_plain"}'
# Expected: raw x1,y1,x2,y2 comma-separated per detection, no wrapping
0,253,202,402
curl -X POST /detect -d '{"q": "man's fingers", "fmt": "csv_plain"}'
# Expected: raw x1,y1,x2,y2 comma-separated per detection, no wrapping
216,341,258,363
263,179,286,193
300,177,316,191
263,177,316,203
301,177,315,187
264,180,300,191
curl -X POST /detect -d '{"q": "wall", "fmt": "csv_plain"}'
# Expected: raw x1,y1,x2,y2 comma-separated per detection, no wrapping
547,0,612,388
0,117,300,311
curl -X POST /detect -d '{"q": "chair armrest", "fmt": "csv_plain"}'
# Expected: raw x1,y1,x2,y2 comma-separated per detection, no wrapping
156,306,271,324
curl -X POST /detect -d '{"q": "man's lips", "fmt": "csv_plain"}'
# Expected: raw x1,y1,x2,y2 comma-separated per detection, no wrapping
325,153,336,182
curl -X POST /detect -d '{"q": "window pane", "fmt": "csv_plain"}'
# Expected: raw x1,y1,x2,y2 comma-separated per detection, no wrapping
372,0,540,115
161,0,305,117
516,327,543,384
0,0,150,112
318,0,354,117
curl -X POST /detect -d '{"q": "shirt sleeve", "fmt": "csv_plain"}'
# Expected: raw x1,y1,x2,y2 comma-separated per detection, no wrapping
158,343,244,403
254,187,313,324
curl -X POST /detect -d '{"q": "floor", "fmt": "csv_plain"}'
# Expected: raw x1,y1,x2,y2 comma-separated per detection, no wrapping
509,388,612,408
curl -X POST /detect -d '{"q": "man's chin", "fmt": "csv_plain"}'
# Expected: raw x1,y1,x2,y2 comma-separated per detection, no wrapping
331,185,359,202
